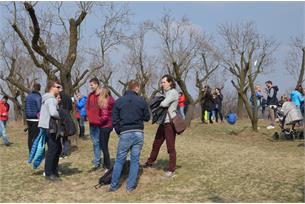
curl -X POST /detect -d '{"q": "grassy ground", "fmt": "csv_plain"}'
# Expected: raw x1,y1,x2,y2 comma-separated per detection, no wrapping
0,119,304,202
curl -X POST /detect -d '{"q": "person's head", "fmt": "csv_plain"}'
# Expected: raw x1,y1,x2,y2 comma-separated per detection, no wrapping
33,83,41,92
255,85,261,92
46,80,61,96
295,84,303,93
128,80,140,93
75,91,81,99
2,95,8,103
89,77,100,93
179,92,183,97
161,74,176,91
215,88,221,94
280,95,288,103
265,80,273,89
98,87,111,108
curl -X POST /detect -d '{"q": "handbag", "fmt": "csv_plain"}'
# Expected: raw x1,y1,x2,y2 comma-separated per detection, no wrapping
167,110,187,135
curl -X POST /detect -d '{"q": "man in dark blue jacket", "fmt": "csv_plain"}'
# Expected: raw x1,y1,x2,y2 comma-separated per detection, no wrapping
25,83,42,152
110,80,150,193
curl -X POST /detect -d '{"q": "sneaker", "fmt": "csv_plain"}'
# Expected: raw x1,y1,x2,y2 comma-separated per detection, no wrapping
43,172,46,177
164,171,176,177
104,168,110,173
45,175,60,182
126,188,135,193
4,142,11,146
91,165,101,171
108,187,118,192
266,125,275,130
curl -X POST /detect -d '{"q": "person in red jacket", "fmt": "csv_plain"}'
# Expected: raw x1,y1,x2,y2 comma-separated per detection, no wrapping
98,87,115,172
0,96,11,146
178,92,186,119
86,77,103,170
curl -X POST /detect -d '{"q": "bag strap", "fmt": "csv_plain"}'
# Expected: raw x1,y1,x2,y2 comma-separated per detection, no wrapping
167,110,173,123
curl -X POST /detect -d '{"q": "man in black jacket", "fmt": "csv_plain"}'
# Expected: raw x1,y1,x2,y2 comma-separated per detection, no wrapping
109,80,150,193
265,80,279,129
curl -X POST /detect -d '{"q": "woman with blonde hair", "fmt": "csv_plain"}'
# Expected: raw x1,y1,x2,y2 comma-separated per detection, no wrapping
98,87,115,172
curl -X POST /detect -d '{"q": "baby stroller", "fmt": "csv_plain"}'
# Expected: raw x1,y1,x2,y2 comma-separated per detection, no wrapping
273,101,304,140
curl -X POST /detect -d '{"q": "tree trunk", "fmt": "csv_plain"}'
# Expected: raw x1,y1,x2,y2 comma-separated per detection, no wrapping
12,100,23,121
237,93,244,117
185,103,195,126
297,48,305,85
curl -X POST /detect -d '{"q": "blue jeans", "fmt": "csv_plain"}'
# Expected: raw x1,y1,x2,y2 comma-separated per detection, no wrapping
111,131,144,191
90,124,101,167
0,120,9,145
179,107,185,119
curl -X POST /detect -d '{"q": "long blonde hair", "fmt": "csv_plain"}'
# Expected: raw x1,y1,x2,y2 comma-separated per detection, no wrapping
98,87,110,108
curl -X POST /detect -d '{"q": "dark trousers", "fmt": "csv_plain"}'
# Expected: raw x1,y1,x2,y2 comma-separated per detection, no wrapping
27,121,40,152
100,127,112,169
45,132,62,176
146,123,176,172
214,108,223,122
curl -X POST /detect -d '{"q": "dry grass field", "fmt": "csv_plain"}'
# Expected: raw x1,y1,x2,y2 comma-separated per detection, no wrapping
0,119,304,202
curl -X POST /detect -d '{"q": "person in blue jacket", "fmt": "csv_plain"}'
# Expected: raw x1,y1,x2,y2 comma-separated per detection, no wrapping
75,91,87,137
25,83,42,152
291,84,304,113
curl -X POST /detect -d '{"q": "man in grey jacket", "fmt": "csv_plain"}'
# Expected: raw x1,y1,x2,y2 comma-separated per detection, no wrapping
38,80,61,182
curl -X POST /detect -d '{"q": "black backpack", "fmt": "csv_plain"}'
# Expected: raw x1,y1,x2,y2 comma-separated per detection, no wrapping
94,161,131,189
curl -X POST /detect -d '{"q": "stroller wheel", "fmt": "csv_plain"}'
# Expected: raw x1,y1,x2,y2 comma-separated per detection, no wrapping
272,132,279,140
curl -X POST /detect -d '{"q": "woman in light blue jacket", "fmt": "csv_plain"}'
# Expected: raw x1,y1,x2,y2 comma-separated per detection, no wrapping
290,84,304,108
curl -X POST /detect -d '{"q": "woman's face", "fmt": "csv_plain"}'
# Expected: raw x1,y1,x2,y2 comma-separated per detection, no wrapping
161,77,171,90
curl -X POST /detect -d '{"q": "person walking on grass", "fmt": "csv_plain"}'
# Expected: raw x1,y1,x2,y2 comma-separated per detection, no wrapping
109,80,150,192
38,80,61,181
265,80,279,130
86,77,103,170
75,91,87,138
25,83,42,152
144,75,179,178
0,95,11,146
98,87,115,173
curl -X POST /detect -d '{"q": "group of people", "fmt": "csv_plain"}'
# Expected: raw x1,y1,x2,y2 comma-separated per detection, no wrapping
199,86,224,124
251,80,304,129
0,74,304,193
0,74,181,193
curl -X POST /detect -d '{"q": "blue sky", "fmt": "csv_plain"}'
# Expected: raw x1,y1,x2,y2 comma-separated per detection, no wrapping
1,1,304,95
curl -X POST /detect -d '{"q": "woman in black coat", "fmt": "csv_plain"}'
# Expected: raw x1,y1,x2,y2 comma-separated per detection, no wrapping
201,85,215,124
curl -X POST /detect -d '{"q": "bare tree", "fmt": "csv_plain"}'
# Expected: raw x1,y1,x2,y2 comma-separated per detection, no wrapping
90,2,130,97
0,34,40,121
124,23,162,102
149,14,219,125
11,2,93,97
285,36,305,85
219,22,277,131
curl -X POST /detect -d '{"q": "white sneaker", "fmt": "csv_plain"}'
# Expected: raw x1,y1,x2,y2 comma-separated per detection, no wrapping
164,171,176,177
266,125,275,130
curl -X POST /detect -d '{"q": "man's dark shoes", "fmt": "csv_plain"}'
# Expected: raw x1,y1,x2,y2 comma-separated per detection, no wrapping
45,175,60,182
